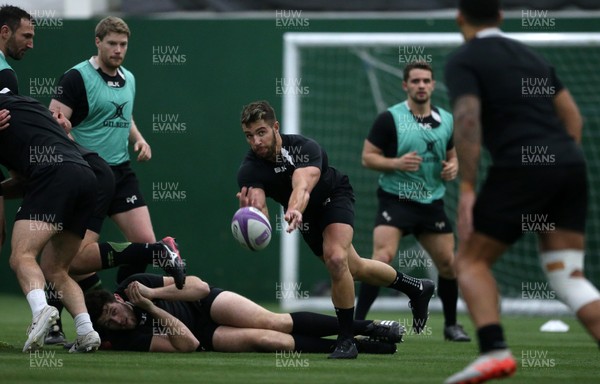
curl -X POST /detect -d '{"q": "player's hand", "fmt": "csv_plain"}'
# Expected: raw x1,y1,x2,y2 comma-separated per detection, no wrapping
237,186,255,208
52,108,72,133
284,209,303,233
396,151,422,171
134,140,152,161
0,109,10,130
441,159,458,181
457,189,476,244
125,281,154,310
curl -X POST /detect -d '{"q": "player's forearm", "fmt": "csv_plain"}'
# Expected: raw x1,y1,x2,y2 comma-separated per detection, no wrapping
362,152,400,172
151,276,210,301
288,168,320,214
447,151,459,168
287,185,310,214
453,95,481,190
128,118,146,144
148,305,199,352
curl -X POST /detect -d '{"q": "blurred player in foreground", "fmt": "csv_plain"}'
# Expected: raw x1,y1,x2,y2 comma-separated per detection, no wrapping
444,0,600,382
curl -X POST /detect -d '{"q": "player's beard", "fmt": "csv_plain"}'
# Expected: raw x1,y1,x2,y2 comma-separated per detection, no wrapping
6,36,25,60
255,128,278,162
264,136,278,162
411,92,430,105
99,49,124,72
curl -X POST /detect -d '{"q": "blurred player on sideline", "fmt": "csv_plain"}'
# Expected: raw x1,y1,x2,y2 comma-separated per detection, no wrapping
236,100,434,359
444,1,600,382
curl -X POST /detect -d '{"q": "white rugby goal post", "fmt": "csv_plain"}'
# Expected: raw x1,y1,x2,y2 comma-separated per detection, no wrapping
280,32,600,315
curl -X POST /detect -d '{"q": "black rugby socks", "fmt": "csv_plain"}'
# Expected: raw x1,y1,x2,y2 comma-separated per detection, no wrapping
355,283,380,320
388,271,423,297
438,276,459,326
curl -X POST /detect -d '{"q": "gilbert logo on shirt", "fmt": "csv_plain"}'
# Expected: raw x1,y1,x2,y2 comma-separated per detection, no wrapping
103,101,131,128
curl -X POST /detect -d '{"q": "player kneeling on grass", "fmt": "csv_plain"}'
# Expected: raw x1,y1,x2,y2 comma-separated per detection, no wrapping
85,273,403,354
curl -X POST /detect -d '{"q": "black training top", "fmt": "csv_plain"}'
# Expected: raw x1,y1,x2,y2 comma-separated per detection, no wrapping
237,133,349,212
0,68,19,94
0,92,88,176
444,31,584,167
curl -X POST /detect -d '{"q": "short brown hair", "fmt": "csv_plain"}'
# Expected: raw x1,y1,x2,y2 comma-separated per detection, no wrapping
0,5,32,32
403,61,434,81
240,100,277,126
95,16,130,40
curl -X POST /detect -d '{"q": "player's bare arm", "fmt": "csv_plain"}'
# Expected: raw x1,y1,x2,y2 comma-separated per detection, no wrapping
52,108,73,134
129,117,152,161
237,186,269,218
285,166,320,232
126,282,199,352
553,88,583,144
362,139,422,172
441,147,459,181
127,276,210,302
48,99,75,136
453,94,481,243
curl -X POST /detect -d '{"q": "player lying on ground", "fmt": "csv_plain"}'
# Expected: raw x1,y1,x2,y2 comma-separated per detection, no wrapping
85,273,404,354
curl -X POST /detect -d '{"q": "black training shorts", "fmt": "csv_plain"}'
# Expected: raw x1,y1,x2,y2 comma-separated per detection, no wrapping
16,163,97,238
84,153,116,233
300,183,355,257
194,287,225,352
374,188,453,235
473,164,588,244
107,161,147,216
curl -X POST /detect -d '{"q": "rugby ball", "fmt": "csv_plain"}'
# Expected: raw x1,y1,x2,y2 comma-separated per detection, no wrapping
231,207,272,251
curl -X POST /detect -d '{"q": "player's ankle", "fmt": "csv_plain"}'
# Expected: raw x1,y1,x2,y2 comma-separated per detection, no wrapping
477,323,507,353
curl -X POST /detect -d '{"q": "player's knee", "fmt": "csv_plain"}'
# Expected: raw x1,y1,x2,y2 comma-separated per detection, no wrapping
453,254,471,276
8,252,20,272
323,250,349,276
42,265,67,283
372,249,394,264
542,249,600,312
435,256,455,278
256,333,289,352
8,250,36,272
